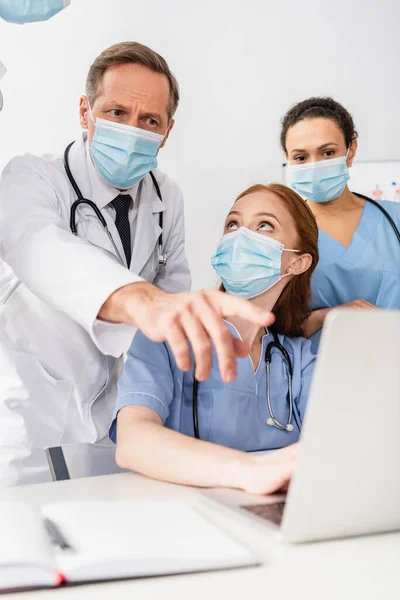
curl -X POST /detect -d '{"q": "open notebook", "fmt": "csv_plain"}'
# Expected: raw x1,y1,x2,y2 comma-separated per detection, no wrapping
0,499,258,592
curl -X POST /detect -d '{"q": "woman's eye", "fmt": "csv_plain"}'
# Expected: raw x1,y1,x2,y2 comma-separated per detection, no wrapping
323,150,336,157
226,221,238,230
294,155,307,162
259,222,273,232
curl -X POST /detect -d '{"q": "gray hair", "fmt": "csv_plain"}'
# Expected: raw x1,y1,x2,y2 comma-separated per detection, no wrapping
86,41,179,120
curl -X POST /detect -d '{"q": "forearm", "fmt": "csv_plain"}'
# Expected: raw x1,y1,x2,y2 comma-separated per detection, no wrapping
302,308,330,338
98,281,162,325
116,408,253,489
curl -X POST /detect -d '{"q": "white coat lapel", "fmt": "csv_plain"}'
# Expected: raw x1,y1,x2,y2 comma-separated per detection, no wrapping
67,135,92,201
130,176,164,276
74,206,128,267
90,207,128,268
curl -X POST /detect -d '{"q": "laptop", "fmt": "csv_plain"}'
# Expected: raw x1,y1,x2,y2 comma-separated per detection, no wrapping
202,309,400,543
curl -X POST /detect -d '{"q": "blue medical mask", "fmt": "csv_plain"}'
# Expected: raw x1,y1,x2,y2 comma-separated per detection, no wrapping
211,227,299,299
89,115,164,190
0,0,69,23
289,155,350,203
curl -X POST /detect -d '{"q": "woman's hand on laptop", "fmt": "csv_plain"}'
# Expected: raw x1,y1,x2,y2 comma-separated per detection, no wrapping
239,444,298,495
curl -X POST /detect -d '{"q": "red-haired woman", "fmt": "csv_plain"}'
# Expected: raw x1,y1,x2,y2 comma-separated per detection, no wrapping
110,184,319,495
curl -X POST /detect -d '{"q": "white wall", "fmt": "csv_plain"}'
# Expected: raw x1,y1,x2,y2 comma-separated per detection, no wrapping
0,0,399,289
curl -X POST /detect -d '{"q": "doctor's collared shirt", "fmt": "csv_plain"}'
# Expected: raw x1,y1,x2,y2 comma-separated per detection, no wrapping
110,323,316,453
85,139,140,236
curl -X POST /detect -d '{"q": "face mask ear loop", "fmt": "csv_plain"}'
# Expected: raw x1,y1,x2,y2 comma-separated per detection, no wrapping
86,99,96,128
282,249,302,277
280,271,292,281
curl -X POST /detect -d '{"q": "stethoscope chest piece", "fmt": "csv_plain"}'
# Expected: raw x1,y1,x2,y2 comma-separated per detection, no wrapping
158,248,167,266
192,330,295,440
265,331,294,432
267,417,294,432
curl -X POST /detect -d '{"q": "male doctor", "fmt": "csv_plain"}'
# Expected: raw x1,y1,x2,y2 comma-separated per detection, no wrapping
0,41,272,487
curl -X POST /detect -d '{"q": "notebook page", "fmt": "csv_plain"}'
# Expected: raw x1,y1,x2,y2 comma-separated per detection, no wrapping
0,502,58,591
0,503,54,569
44,500,255,579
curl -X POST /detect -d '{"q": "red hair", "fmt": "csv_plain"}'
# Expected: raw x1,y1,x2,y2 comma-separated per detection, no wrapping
222,183,319,337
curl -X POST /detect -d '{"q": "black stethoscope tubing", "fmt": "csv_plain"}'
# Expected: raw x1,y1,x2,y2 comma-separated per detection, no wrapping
64,141,166,264
354,192,400,244
192,331,293,439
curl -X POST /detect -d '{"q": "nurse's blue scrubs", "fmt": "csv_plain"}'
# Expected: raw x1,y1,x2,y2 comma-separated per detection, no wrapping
310,199,400,352
110,323,315,453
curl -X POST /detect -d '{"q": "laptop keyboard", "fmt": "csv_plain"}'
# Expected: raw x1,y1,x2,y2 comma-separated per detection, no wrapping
241,501,286,526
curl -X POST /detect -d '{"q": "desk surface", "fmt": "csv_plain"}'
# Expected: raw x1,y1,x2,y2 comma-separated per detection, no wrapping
0,472,398,600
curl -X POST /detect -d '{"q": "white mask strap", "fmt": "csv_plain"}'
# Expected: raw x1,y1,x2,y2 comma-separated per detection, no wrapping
87,102,96,128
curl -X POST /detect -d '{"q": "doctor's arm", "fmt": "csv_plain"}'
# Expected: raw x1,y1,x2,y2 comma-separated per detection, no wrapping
97,179,275,383
98,184,273,382
113,334,297,495
303,301,378,338
302,308,331,338
0,159,141,356
99,282,274,383
0,158,273,380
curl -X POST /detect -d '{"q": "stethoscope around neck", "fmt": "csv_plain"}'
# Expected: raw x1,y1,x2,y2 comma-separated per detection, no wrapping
63,141,167,266
192,330,294,439
265,331,294,432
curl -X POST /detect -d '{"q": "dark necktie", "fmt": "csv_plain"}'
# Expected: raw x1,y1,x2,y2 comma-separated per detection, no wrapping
111,194,132,266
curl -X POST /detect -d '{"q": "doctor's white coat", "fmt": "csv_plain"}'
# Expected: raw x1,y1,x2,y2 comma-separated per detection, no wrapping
0,133,191,487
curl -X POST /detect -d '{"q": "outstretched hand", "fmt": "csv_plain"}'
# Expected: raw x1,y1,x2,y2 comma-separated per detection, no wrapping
101,282,275,382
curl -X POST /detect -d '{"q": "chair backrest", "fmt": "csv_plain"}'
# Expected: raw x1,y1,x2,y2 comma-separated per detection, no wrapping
45,443,126,481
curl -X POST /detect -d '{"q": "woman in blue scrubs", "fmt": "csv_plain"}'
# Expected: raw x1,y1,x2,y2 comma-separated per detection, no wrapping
111,183,319,495
281,97,400,352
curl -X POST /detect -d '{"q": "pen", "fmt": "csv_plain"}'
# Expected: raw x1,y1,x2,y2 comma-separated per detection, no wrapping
43,517,74,552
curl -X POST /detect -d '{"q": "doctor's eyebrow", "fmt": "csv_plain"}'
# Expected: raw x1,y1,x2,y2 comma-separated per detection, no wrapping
102,101,131,111
290,142,340,153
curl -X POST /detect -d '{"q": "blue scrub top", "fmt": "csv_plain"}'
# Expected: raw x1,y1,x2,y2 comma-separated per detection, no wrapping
110,323,315,453
310,200,400,351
